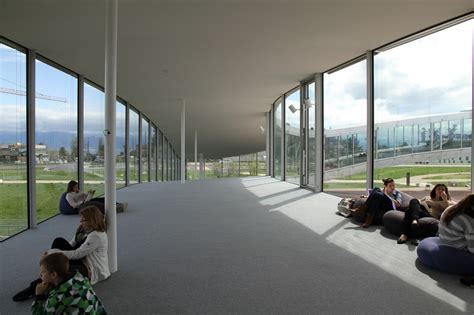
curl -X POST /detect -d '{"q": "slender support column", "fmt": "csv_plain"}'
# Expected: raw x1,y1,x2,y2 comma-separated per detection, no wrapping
366,50,375,191
137,112,142,183
265,112,270,176
78,75,85,192
104,0,118,273
194,131,198,179
181,99,186,183
27,49,37,228
471,23,474,193
314,73,323,192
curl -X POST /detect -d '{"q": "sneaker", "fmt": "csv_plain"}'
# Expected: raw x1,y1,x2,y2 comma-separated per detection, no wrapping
12,286,34,302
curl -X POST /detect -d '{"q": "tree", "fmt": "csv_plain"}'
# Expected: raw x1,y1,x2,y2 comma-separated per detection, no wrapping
70,138,78,162
58,146,68,161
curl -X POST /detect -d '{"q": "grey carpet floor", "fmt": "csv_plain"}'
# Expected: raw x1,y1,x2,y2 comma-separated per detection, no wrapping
1,177,473,314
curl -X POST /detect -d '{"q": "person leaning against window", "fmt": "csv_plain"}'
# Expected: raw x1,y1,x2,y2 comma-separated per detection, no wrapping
397,183,455,244
351,178,402,228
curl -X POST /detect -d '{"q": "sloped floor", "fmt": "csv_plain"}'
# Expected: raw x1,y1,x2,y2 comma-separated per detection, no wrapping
1,177,472,314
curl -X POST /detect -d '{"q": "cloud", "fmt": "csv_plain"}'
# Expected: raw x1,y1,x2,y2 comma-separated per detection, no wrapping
323,20,472,130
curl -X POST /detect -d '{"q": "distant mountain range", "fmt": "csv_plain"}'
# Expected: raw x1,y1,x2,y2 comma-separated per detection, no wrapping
0,131,125,153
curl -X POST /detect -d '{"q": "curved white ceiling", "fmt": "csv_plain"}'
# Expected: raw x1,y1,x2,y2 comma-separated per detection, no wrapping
0,0,472,158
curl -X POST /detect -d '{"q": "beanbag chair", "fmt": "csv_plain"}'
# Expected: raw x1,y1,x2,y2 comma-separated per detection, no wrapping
59,192,78,215
383,210,439,238
417,237,474,276
352,191,415,224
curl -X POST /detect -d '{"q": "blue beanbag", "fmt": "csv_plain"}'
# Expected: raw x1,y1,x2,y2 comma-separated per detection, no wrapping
59,192,78,215
417,237,474,276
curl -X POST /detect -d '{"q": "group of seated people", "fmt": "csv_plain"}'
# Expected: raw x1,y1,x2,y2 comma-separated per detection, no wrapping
11,180,129,313
349,178,474,288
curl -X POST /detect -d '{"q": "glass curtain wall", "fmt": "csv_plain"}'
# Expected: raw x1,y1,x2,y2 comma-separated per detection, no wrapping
168,143,173,180
128,108,139,184
323,60,367,195
273,99,283,179
150,124,157,181
158,130,163,181
240,153,257,176
0,42,27,239
257,151,267,176
285,88,301,185
35,59,78,222
163,137,168,181
205,159,223,178
83,83,105,196
141,117,149,182
306,82,316,187
374,20,472,198
222,156,239,177
116,101,126,188
0,36,177,240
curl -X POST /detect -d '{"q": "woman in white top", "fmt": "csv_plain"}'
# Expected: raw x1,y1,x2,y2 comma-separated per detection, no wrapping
60,180,126,215
12,206,110,302
438,194,474,288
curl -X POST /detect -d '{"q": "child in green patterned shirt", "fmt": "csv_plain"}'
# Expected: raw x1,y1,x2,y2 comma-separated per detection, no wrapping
32,252,106,315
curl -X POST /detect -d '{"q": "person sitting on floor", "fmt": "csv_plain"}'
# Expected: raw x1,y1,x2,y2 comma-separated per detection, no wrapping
438,194,474,288
13,206,110,302
60,180,127,215
351,178,402,228
32,252,106,314
398,183,455,244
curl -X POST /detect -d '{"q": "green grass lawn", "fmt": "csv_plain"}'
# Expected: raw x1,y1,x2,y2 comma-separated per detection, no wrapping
422,173,470,180
343,166,471,180
323,182,410,190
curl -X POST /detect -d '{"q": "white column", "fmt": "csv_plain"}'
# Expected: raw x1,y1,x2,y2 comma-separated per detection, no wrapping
314,73,323,192
104,0,118,273
181,99,186,183
471,22,474,193
27,49,37,228
366,50,375,191
78,75,85,193
194,130,198,178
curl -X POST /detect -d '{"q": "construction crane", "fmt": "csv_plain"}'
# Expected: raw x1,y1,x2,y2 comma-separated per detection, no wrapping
0,87,67,102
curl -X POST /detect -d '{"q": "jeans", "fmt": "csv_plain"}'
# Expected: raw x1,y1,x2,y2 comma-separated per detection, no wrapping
402,199,431,236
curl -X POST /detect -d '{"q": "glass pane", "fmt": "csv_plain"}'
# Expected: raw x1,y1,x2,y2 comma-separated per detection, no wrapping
150,125,157,181
323,59,367,195
257,151,267,176
35,60,78,222
285,88,301,185
273,99,282,179
222,156,239,177
158,130,163,181
374,20,472,198
129,109,139,184
0,43,27,239
163,138,168,181
205,159,222,178
141,118,149,182
307,82,316,187
240,153,257,177
116,101,126,188
84,83,104,197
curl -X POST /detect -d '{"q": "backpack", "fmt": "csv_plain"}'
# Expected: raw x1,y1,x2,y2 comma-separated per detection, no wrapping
337,198,355,217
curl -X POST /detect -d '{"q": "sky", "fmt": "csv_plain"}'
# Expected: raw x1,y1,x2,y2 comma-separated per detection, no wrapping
324,19,472,130
1,19,473,147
